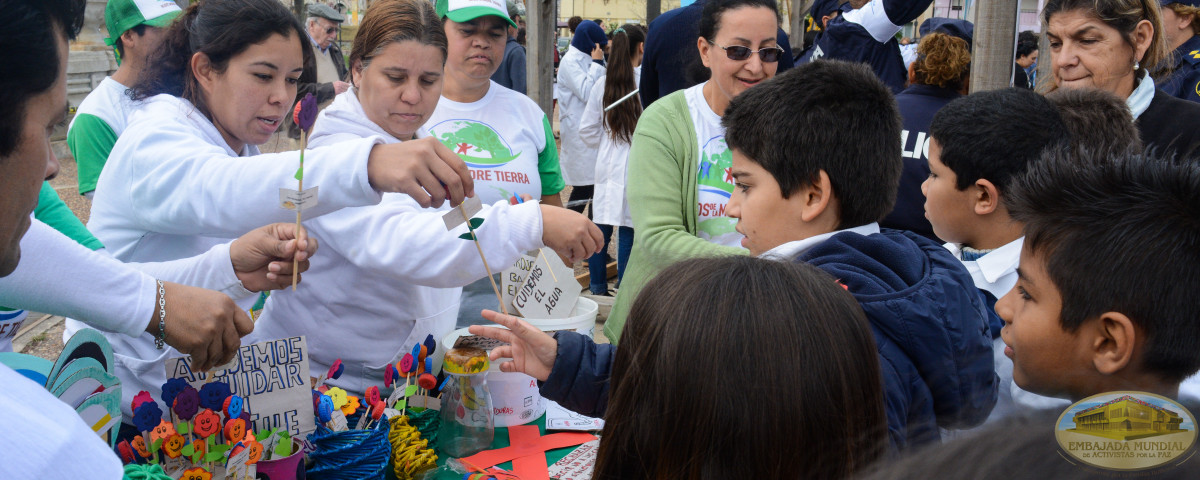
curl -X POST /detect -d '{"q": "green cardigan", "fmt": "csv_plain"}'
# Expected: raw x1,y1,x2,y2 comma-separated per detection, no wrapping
604,90,747,342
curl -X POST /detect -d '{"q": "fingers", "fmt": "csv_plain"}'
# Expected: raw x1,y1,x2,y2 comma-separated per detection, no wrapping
489,346,515,362
586,222,604,254
412,168,448,209
220,311,241,367
232,307,254,337
519,193,534,202
430,139,474,199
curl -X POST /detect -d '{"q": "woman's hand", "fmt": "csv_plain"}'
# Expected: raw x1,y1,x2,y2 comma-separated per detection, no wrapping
229,223,319,291
540,205,603,264
151,282,254,371
469,310,559,381
591,44,604,61
367,137,475,209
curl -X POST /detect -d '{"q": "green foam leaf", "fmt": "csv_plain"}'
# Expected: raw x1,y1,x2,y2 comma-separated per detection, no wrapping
458,232,475,241
468,217,485,229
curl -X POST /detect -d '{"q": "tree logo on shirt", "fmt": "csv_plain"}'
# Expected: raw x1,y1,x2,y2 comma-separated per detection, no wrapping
429,119,522,168
696,135,740,241
1054,391,1196,473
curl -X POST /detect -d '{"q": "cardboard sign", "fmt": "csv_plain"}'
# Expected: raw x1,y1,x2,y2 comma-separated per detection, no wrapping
165,337,315,438
501,250,540,313
278,186,318,212
547,440,599,480
441,196,483,230
513,250,578,319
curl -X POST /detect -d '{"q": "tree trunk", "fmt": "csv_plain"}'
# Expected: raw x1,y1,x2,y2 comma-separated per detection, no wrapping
647,0,662,24
969,0,1020,92
527,0,555,118
293,0,306,22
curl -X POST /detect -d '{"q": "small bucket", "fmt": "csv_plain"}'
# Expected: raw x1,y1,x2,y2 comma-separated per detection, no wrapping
256,437,306,480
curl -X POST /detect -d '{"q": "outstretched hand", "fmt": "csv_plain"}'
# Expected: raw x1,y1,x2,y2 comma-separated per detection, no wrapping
468,310,559,381
229,223,319,291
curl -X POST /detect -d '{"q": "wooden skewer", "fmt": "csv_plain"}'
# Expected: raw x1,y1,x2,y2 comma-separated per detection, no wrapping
460,205,509,315
292,131,306,290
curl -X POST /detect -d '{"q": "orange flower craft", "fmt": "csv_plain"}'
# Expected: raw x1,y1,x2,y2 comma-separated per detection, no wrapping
150,420,177,444
193,409,221,438
224,418,247,445
340,395,361,416
162,434,186,459
241,434,264,464
181,467,213,480
131,435,151,459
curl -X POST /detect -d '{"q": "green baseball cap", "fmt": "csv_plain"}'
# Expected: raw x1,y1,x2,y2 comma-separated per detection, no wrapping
436,0,519,29
104,0,182,46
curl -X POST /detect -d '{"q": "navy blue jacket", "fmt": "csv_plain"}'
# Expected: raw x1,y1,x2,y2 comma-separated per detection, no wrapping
639,0,795,107
491,36,527,94
1139,88,1200,160
1159,34,1200,104
541,229,997,451
799,0,933,93
881,84,961,242
799,230,997,448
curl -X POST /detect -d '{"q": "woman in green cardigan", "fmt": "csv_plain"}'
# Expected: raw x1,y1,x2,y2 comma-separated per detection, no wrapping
607,0,785,340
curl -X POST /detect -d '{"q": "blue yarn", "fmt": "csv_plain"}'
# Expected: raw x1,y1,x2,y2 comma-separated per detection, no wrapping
307,415,393,479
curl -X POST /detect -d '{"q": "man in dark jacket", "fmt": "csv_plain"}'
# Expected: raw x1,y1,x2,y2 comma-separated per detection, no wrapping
291,3,349,139
638,0,795,107
799,0,934,93
491,0,527,93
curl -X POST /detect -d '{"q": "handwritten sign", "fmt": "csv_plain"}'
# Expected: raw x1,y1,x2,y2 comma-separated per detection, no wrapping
501,250,539,313
546,400,604,431
165,337,315,437
441,196,483,230
278,187,318,212
513,250,578,319
547,439,599,480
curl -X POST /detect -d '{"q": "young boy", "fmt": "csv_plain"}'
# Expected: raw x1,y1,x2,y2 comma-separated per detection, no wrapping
722,60,997,449
999,147,1200,401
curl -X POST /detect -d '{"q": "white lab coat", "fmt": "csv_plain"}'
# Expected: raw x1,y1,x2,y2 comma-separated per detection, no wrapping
578,70,640,228
555,47,606,185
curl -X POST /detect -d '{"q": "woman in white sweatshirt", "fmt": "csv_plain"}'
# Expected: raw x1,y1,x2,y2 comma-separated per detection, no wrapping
578,24,645,296
249,0,601,395
79,0,474,418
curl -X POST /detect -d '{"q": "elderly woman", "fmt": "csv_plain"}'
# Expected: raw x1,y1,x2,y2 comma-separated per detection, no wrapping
1042,0,1200,158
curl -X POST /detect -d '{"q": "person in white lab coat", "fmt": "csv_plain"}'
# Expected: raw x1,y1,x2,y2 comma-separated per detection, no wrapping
579,24,645,295
556,20,608,214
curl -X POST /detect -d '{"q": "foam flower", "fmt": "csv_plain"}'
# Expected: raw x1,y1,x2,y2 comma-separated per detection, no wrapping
325,387,348,409
327,359,345,381
173,385,200,421
365,386,381,406
131,391,154,413
339,395,361,416
224,418,247,445
161,434,185,459
292,93,317,133
224,395,243,419
181,467,212,480
241,434,264,464
131,435,151,459
161,378,188,408
118,440,135,464
198,382,231,411
132,401,164,433
150,420,177,444
193,409,221,438
316,395,334,423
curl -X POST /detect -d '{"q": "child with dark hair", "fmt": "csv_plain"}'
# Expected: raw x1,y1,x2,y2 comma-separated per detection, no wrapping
999,148,1200,402
921,88,1072,421
1044,87,1142,155
721,59,996,449
471,256,889,479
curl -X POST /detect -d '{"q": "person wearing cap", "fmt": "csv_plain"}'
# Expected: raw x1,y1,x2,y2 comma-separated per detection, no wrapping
490,0,527,93
303,3,349,104
66,0,181,198
638,0,795,108
880,19,972,242
1159,0,1200,103
798,0,936,94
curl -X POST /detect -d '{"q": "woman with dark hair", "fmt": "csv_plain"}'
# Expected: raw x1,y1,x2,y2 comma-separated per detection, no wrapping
249,0,598,394
1042,0,1200,158
578,24,645,296
470,256,889,479
607,0,784,339
79,0,473,422
882,27,971,241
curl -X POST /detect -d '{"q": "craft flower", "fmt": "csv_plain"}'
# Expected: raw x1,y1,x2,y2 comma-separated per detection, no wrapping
224,395,243,419
399,354,414,375
224,418,247,445
326,387,348,409
384,364,395,388
131,390,154,413
181,467,212,480
150,420,177,444
132,401,164,433
366,386,381,406
316,395,334,423
161,378,188,408
198,382,231,411
340,395,361,416
327,359,345,380
162,434,185,459
173,385,200,420
242,434,264,464
193,409,221,438
292,93,317,133
131,435,151,459
118,440,135,464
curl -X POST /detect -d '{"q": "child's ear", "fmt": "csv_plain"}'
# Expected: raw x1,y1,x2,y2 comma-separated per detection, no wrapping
973,179,1001,216
1088,312,1137,376
799,170,835,223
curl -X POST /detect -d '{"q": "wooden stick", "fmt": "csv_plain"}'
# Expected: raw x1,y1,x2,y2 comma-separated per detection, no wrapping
537,248,558,283
460,205,508,315
292,131,305,291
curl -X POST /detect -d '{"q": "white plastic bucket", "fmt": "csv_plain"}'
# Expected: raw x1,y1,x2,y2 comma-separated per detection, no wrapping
441,298,598,427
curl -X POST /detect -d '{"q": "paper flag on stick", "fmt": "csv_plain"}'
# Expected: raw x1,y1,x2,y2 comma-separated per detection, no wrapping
442,196,483,230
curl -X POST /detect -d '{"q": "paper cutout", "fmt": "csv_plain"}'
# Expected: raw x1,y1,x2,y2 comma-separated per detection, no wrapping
225,443,251,479
278,186,319,212
513,250,579,319
224,395,243,419
546,439,599,480
198,382,231,411
459,425,597,479
131,391,154,412
328,409,349,432
441,196,483,230
546,400,605,431
0,352,52,384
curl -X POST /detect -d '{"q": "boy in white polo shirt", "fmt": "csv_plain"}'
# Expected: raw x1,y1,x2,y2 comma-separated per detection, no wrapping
68,0,180,197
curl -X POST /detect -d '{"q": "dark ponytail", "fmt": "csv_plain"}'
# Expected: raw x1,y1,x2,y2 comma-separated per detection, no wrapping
130,0,313,119
602,24,646,144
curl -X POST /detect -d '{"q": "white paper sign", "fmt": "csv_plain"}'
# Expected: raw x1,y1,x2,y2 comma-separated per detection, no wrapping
441,196,483,230
502,250,539,312
226,446,251,479
165,336,316,437
546,400,604,431
547,439,600,480
513,250,578,319
278,186,319,211
329,409,349,432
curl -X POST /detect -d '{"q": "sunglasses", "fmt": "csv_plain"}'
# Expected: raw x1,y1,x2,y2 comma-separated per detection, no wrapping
325,26,338,35
708,41,784,63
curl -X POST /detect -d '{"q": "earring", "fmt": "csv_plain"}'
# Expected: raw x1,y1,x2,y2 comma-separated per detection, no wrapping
1134,61,1140,71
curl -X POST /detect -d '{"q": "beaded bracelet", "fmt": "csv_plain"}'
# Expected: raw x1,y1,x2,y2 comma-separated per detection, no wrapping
154,280,166,349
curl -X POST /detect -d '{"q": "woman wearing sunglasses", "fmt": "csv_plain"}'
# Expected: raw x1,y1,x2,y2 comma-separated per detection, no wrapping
606,0,784,340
